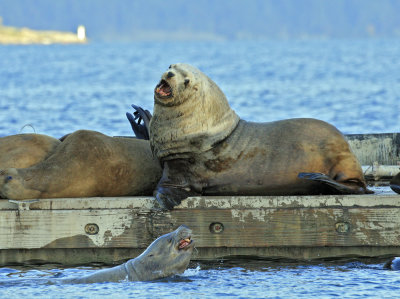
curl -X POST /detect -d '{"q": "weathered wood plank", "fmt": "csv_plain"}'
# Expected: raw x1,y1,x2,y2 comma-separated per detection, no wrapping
2,194,400,264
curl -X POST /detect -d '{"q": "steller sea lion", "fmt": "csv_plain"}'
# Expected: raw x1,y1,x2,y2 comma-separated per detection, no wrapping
62,225,194,283
0,133,60,169
0,130,162,199
149,63,371,210
0,225,194,284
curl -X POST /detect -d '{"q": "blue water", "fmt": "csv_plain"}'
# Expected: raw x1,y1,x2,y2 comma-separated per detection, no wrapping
0,260,400,298
0,40,399,138
1,40,400,297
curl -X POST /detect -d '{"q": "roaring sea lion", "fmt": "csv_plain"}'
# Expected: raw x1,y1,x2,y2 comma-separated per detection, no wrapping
0,130,161,199
0,225,194,285
149,63,371,209
390,173,400,194
63,225,194,283
0,133,60,169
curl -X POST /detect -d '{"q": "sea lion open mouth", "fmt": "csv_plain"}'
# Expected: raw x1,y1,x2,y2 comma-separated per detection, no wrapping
178,236,192,250
155,80,173,99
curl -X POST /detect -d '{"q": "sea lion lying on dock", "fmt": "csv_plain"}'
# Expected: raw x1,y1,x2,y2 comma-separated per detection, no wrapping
149,63,371,210
0,130,161,199
390,173,400,194
0,133,60,169
63,225,194,283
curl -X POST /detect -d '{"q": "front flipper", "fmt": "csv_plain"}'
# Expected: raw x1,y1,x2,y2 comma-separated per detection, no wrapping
126,104,152,140
298,172,368,195
390,173,400,194
155,184,199,210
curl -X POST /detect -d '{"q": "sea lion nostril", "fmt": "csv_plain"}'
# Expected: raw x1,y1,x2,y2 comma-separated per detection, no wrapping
167,71,175,78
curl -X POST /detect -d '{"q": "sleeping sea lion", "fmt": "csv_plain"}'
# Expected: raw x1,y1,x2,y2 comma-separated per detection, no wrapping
0,130,161,199
149,63,371,209
0,133,60,169
390,173,400,194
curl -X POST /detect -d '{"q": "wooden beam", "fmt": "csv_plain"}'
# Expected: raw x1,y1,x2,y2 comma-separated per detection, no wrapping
1,194,400,264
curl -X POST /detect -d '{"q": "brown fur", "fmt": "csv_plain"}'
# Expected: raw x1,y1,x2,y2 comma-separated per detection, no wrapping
150,63,370,209
0,134,60,169
0,130,162,199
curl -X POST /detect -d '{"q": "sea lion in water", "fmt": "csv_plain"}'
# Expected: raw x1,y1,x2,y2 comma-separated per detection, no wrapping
0,133,60,169
149,63,371,209
63,225,194,283
0,130,161,199
390,173,400,194
0,225,194,284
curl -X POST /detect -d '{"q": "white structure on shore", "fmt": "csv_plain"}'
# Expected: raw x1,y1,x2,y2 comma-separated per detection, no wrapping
77,25,86,41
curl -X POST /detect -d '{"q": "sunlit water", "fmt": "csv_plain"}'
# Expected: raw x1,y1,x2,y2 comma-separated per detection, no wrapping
0,40,400,297
0,40,399,138
1,260,400,298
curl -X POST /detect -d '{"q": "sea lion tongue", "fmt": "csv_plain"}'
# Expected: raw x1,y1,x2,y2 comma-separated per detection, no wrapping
178,238,192,249
155,80,172,98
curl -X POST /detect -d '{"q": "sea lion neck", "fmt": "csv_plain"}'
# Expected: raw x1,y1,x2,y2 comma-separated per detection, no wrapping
150,64,239,161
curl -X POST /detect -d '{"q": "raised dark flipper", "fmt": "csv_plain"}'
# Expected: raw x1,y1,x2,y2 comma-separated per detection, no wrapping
126,104,152,140
390,173,400,194
298,172,367,194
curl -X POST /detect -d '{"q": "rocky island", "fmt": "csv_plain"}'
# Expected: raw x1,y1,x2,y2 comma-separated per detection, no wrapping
0,18,87,44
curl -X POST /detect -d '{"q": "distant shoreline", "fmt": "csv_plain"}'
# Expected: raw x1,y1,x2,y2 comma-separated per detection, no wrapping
0,24,87,45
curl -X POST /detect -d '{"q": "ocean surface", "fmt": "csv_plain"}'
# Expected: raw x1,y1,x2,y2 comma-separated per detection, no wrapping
0,40,399,137
0,40,400,298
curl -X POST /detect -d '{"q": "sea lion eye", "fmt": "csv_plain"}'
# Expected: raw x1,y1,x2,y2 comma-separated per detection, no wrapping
6,176,12,181
184,79,190,87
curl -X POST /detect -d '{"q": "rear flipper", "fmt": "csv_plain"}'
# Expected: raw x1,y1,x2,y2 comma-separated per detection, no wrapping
298,172,371,195
390,173,400,194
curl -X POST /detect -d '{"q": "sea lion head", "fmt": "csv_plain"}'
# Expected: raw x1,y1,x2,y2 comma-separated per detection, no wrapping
150,63,240,160
130,225,194,281
154,63,205,107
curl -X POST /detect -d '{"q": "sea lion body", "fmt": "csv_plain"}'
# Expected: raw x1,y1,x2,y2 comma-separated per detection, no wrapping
0,130,162,199
390,173,400,194
0,133,60,169
150,63,369,209
63,225,194,283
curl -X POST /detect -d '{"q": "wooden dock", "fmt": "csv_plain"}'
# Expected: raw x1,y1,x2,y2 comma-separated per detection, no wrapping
1,192,400,266
0,132,399,266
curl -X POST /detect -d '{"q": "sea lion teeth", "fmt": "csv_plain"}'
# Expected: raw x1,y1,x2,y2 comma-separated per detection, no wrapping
60,225,194,283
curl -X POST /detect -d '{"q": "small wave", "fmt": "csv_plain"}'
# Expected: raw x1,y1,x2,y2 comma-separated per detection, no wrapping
181,265,201,277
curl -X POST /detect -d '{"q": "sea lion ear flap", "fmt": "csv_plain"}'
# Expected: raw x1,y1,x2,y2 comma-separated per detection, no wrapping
126,104,152,140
